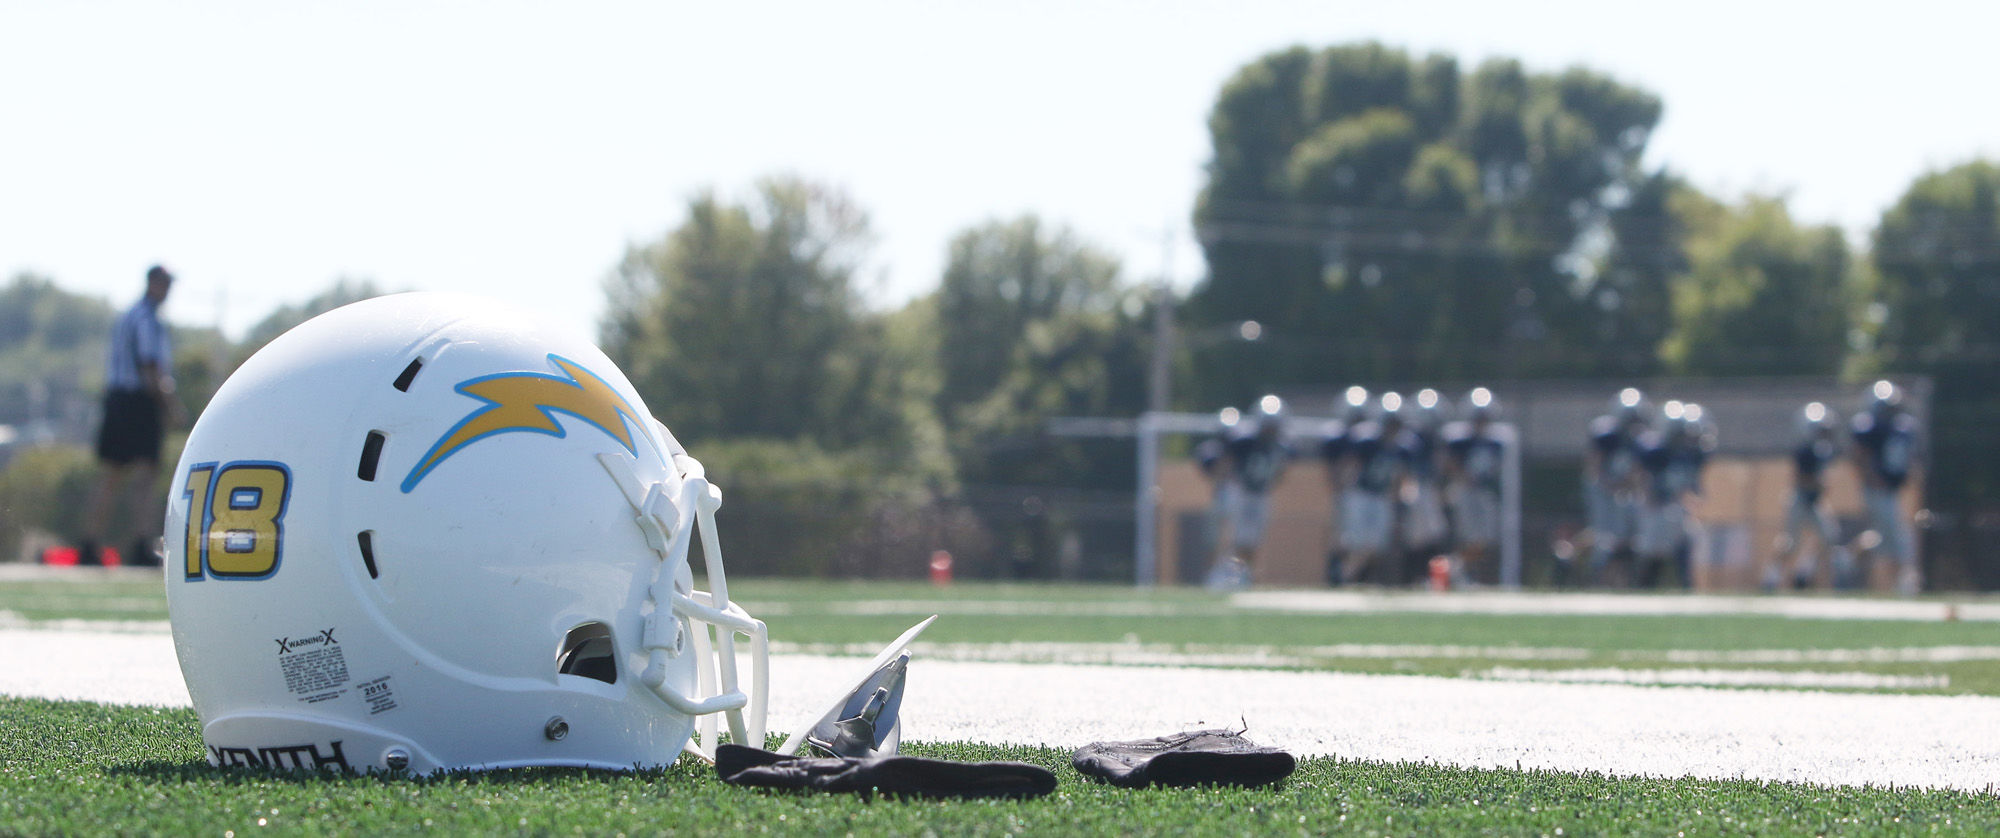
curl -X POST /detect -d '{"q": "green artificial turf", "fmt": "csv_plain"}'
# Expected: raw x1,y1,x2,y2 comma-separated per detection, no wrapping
0,574,168,623
1,697,1995,836
7,574,2000,696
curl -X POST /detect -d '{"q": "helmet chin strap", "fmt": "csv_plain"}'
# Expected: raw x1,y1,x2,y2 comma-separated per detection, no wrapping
600,451,769,762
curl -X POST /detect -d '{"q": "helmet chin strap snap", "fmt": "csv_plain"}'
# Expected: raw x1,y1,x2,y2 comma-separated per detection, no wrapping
600,452,769,761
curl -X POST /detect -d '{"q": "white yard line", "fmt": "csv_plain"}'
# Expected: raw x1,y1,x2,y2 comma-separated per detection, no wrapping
775,641,1594,666
1469,666,1949,690
1649,646,2000,664
5,628,1998,792
1234,590,2000,621
750,600,1234,618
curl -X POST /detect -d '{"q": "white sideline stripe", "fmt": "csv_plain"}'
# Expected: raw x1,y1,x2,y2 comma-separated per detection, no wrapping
6,628,2000,792
1471,666,1950,690
1235,590,2000,622
1649,646,2000,664
748,600,1232,618
8,613,1993,668
774,641,1593,665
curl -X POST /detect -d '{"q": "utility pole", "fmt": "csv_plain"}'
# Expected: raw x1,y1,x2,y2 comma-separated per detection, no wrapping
1147,226,1175,413
1137,224,1178,585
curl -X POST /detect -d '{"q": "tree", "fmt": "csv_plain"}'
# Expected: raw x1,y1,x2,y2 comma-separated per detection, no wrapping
1188,44,1673,405
917,217,1149,579
1660,190,1854,376
934,218,1124,421
605,177,936,458
928,217,1144,481
1870,159,2000,511
1873,160,2000,371
0,274,115,434
602,177,949,575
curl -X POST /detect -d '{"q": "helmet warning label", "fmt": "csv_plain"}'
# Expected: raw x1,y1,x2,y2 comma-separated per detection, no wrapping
277,627,349,704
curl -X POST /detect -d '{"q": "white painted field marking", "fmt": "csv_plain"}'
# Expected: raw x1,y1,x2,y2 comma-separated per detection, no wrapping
750,600,1233,617
1470,666,1950,690
1648,646,2000,664
773,640,1593,667
6,628,1999,792
1235,590,2000,622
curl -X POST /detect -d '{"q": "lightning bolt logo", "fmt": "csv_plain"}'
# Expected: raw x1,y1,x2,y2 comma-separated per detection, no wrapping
400,354,642,493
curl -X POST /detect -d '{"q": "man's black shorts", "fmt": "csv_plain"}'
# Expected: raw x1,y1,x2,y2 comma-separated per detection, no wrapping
96,389,164,465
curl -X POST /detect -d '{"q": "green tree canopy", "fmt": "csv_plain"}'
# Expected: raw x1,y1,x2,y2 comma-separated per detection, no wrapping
0,274,114,430
1870,158,2000,507
602,175,944,473
1189,43,1673,404
1660,189,1854,376
934,216,1127,425
1873,159,2000,368
927,216,1146,487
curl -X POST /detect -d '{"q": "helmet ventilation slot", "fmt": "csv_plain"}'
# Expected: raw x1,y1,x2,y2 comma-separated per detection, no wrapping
357,530,379,579
557,622,618,684
392,358,424,392
358,431,387,481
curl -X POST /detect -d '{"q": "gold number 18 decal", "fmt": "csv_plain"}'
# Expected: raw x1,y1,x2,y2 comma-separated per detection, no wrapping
182,462,292,580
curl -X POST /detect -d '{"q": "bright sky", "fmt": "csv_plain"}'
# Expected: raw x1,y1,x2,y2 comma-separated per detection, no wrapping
3,1,1995,342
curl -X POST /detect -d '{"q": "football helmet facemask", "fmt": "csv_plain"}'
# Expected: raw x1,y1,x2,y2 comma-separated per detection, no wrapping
165,292,767,774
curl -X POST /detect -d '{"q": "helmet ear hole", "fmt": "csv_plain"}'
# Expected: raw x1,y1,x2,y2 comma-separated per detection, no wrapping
557,622,618,684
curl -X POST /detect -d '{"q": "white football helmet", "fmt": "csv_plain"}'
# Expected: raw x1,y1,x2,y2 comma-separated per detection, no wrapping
165,292,767,773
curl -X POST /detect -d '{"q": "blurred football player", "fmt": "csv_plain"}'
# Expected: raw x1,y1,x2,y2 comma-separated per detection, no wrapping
1850,380,1921,595
1633,401,1711,589
1443,388,1505,584
1205,396,1291,590
1400,389,1452,584
1334,392,1414,585
1768,402,1849,591
1318,385,1369,584
1584,388,1649,585
1194,407,1238,582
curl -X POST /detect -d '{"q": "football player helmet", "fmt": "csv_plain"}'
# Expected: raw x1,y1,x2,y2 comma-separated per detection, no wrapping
1251,394,1285,434
1800,401,1835,438
1613,387,1648,425
1869,379,1904,414
1378,391,1405,424
1464,387,1496,422
165,292,767,774
1412,388,1446,430
1340,385,1370,424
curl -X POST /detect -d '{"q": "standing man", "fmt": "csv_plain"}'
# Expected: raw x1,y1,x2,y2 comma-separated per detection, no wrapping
1204,396,1290,590
1318,385,1368,585
1633,401,1710,589
78,265,178,567
1400,389,1452,583
1584,388,1649,585
1334,393,1412,585
1194,409,1236,583
1443,388,1506,584
1850,380,1921,595
1768,402,1848,591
